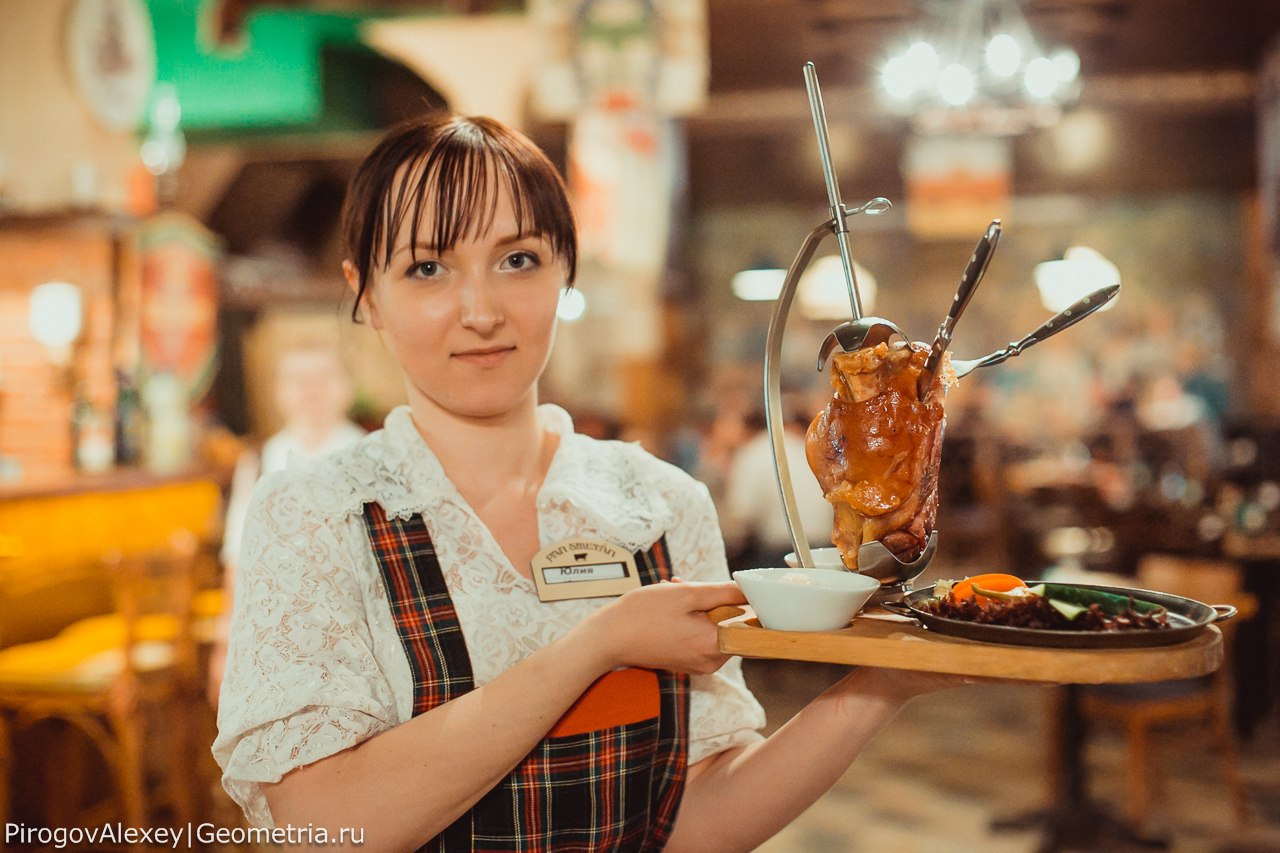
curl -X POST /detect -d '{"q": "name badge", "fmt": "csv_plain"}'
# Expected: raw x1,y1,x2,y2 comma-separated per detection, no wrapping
530,539,642,602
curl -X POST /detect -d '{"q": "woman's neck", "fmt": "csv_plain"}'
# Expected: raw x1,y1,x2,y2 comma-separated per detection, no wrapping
408,396,554,506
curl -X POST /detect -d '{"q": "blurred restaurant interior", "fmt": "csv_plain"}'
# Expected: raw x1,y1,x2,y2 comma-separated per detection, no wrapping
3,0,1280,849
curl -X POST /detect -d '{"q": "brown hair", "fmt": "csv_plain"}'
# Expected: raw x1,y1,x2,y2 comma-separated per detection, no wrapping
341,113,578,320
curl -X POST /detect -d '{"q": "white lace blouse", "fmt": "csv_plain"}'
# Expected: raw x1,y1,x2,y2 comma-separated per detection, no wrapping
213,404,767,828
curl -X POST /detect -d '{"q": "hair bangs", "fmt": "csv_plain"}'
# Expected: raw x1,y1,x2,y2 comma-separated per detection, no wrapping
343,113,577,322
378,129,566,275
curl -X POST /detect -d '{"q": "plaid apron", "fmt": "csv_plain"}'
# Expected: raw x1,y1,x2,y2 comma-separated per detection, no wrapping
364,502,689,852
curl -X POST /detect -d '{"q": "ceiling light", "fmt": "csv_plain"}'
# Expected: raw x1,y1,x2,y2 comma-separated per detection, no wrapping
904,40,940,82
939,64,976,106
879,0,1081,135
1023,56,1059,100
985,33,1021,77
1051,48,1080,84
882,55,919,101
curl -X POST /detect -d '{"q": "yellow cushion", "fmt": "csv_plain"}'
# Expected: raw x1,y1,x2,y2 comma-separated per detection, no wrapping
0,637,117,691
0,635,177,693
54,588,226,648
56,613,179,646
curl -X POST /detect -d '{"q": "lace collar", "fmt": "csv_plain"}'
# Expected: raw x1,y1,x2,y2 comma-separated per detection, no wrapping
304,405,674,553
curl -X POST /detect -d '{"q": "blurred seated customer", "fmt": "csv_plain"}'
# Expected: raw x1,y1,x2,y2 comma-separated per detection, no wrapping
721,400,833,570
683,404,752,507
1135,369,1224,483
209,341,365,699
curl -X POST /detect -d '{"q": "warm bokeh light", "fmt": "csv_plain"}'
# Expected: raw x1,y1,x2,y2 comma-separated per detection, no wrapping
556,286,587,322
1033,246,1120,313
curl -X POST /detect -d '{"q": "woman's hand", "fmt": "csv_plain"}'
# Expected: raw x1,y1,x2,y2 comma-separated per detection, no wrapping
574,581,746,675
826,666,1043,716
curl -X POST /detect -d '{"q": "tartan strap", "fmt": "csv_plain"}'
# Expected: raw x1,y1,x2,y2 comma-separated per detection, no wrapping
363,503,689,851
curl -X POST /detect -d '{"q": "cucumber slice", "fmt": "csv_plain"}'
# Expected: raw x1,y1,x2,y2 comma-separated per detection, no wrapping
1048,598,1087,621
1042,583,1163,616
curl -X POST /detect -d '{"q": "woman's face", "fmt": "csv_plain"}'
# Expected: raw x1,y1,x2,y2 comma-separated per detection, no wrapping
347,178,565,423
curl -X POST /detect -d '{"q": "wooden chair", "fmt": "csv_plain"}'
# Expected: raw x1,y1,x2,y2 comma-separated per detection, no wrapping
1078,554,1256,833
0,531,209,832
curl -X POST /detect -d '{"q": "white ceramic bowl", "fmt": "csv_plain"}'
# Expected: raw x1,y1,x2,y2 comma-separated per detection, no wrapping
733,567,880,632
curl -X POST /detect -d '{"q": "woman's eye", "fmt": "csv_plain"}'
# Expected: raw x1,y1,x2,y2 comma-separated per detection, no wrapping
502,251,541,271
407,260,442,278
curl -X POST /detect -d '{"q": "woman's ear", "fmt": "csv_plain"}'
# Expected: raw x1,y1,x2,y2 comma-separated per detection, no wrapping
343,260,383,329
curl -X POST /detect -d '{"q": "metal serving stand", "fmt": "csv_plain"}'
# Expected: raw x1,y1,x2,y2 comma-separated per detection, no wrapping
764,63,935,589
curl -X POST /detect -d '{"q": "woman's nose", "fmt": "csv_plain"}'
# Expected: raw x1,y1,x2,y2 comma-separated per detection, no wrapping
459,275,505,333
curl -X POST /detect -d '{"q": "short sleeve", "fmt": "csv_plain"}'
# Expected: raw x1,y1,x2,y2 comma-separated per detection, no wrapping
211,471,399,827
662,479,767,763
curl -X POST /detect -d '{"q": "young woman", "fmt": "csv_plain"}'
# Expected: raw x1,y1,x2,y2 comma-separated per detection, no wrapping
213,112,966,852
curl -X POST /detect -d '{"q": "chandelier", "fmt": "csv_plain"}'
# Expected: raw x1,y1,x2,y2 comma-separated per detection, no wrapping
879,0,1081,135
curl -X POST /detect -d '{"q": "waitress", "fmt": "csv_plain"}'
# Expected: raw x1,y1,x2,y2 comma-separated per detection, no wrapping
213,112,965,852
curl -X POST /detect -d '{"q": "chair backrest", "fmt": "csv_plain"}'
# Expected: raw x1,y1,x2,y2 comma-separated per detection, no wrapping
1135,553,1258,640
1136,554,1247,608
102,531,207,688
0,479,221,648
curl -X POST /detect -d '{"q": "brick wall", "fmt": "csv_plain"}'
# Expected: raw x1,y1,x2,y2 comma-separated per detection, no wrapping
0,218,121,483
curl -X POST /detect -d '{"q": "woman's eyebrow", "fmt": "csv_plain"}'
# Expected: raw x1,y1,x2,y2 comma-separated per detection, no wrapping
390,233,538,260
390,241,440,259
495,232,537,247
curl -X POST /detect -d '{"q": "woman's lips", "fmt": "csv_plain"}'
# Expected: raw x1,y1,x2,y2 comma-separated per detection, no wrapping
453,346,514,367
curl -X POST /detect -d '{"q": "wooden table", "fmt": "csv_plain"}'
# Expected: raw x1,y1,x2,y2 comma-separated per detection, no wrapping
715,607,1223,684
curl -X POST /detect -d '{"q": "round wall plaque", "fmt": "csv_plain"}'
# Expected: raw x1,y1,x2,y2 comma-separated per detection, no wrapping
65,0,157,132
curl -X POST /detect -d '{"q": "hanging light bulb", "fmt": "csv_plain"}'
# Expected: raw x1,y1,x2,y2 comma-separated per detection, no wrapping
1051,48,1081,84
938,64,976,106
882,40,940,103
904,40,940,83
882,55,919,101
1023,56,1060,99
985,33,1021,77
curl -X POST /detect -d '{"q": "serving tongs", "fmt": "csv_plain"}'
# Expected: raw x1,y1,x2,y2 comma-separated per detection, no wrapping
915,220,1001,396
951,282,1120,378
765,63,929,589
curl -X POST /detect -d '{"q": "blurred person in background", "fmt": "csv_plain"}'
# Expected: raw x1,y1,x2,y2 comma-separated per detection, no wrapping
687,396,753,506
208,341,365,700
721,396,832,571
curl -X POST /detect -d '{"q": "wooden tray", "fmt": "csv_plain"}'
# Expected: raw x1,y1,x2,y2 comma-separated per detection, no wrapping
712,606,1224,684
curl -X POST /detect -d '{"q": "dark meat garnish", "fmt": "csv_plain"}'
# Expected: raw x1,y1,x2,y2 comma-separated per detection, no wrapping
923,595,1170,632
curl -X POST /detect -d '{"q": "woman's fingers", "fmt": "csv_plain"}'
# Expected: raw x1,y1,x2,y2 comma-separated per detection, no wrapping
673,580,748,610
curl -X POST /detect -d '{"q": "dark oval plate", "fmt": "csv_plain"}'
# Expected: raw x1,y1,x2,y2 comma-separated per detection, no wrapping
882,581,1236,649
